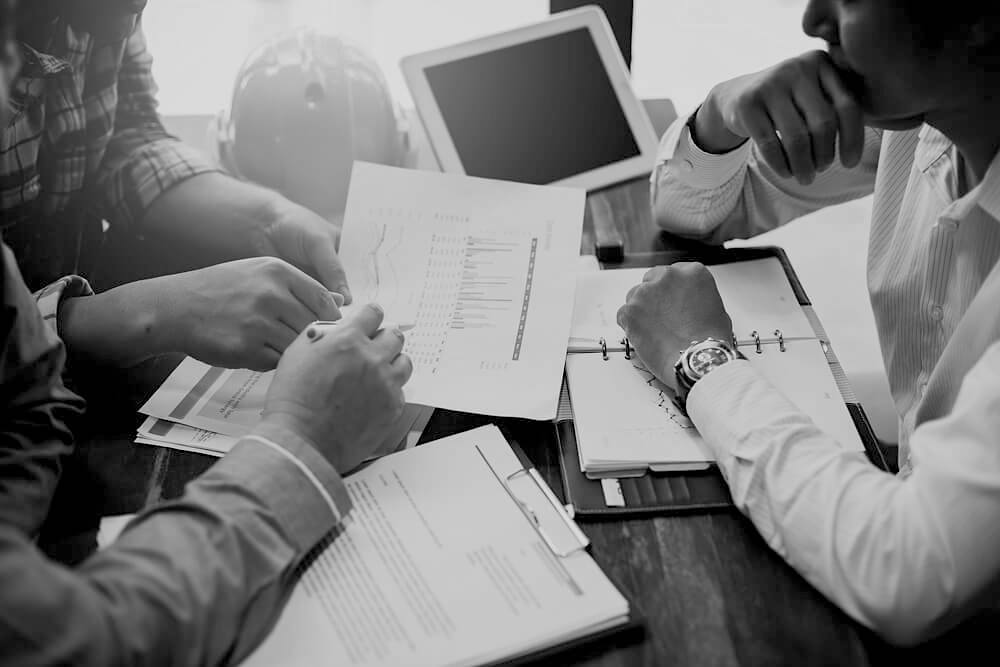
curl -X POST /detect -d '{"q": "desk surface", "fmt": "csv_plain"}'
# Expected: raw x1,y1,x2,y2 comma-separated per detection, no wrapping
62,107,998,666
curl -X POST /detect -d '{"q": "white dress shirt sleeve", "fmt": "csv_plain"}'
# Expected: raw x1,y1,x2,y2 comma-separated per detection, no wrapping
650,111,882,243
687,342,1000,646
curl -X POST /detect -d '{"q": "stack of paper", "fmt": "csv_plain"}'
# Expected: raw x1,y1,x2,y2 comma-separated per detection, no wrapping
136,357,433,458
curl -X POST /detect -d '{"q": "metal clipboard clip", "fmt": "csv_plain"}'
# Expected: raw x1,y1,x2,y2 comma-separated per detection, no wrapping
477,446,590,558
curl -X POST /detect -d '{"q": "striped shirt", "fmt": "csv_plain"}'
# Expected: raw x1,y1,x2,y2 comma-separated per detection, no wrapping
650,114,1000,643
1,6,215,328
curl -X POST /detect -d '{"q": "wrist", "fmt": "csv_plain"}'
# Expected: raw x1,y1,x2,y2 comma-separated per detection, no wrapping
692,92,747,154
258,411,341,469
246,191,318,257
58,286,167,368
672,336,741,412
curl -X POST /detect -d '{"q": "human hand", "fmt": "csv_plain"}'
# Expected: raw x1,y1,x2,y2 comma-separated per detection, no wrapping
157,257,343,371
251,198,352,304
695,50,864,184
616,263,733,390
261,303,413,473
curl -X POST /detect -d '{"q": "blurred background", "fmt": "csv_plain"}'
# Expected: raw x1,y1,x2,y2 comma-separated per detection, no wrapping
145,0,895,443
145,0,818,117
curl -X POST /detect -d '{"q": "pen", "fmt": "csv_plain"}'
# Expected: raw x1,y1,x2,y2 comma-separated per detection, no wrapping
306,320,415,342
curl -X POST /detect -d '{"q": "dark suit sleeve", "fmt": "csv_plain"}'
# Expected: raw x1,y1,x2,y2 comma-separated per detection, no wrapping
0,243,85,537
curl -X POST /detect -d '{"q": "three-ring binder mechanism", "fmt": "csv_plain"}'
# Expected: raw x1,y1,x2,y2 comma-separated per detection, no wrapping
476,445,590,558
591,329,805,363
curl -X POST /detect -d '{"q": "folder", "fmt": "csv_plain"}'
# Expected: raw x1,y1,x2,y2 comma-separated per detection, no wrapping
558,247,888,518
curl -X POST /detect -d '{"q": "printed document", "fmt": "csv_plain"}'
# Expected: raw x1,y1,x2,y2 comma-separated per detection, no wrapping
242,425,628,667
339,162,585,419
138,357,432,454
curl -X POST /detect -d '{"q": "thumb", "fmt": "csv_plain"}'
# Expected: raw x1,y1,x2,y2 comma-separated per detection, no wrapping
309,234,352,304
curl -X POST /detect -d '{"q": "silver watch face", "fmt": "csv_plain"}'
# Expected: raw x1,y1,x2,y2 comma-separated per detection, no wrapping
689,347,732,378
681,338,737,381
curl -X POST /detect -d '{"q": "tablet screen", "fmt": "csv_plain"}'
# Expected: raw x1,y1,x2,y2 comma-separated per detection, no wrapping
423,28,640,185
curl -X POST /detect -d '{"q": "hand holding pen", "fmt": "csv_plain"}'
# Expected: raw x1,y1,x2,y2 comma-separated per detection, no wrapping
263,302,415,473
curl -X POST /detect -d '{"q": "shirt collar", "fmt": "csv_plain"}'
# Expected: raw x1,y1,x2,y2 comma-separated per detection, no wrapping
17,43,71,79
916,124,1000,224
915,124,952,172
9,42,71,111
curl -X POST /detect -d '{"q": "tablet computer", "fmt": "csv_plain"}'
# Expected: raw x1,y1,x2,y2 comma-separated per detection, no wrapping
401,7,659,191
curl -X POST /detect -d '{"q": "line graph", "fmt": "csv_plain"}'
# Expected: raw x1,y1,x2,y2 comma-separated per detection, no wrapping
366,221,406,305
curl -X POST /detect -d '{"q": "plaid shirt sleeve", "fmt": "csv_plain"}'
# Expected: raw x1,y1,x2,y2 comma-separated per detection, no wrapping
95,17,218,231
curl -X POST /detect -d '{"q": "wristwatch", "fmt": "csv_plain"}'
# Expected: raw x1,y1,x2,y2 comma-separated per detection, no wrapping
673,337,742,412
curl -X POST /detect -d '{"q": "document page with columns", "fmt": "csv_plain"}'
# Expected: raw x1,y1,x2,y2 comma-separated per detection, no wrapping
338,162,585,420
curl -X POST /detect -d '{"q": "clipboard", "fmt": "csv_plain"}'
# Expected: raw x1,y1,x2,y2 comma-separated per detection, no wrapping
557,246,889,519
474,441,643,663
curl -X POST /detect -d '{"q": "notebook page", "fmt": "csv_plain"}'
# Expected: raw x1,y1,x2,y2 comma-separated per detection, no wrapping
242,425,628,667
566,352,713,471
745,339,863,452
708,258,815,343
570,268,645,349
568,258,814,350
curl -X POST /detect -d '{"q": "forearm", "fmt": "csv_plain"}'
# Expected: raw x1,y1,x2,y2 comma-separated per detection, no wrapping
688,360,1000,645
0,427,350,666
56,280,173,368
650,104,879,242
139,172,295,258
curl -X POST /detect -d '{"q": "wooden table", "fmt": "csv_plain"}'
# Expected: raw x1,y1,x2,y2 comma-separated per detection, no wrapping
51,109,1000,667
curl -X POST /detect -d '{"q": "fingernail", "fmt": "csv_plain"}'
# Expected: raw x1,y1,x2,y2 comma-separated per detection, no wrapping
330,291,345,308
341,286,353,304
369,302,383,315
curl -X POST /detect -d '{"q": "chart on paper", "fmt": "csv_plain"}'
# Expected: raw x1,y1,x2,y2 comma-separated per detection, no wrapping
349,210,542,372
339,163,584,419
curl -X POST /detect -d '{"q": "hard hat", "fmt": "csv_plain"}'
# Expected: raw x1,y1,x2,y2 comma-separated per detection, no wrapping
214,29,409,218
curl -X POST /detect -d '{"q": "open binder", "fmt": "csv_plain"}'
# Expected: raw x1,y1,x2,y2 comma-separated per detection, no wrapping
558,247,888,518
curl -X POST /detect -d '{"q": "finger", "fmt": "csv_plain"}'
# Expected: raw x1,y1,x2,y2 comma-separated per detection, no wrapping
818,64,865,168
283,264,343,322
741,106,791,179
616,304,631,330
271,294,324,334
308,233,353,305
344,303,384,338
624,282,645,304
371,326,406,361
768,96,816,184
642,266,667,282
792,79,838,173
389,353,414,384
263,319,299,354
251,346,283,372
330,291,345,308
